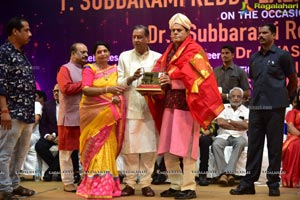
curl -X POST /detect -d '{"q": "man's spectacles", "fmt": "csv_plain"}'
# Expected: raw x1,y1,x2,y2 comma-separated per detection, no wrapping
53,90,59,93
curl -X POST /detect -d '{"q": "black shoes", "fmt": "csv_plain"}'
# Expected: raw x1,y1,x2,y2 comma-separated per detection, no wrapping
152,174,168,185
230,184,280,196
160,188,180,197
230,184,256,195
161,189,196,199
74,173,81,184
42,170,52,182
269,187,280,196
197,175,209,186
174,190,197,199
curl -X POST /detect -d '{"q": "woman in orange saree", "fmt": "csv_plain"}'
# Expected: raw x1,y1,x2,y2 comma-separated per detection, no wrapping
76,41,127,198
281,89,300,188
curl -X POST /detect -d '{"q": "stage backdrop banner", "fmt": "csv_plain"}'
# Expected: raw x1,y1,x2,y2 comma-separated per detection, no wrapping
0,0,299,97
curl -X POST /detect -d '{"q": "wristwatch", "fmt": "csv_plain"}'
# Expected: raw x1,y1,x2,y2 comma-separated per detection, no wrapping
227,119,231,123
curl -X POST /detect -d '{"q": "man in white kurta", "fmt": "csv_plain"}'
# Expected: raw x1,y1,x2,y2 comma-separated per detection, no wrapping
117,25,161,197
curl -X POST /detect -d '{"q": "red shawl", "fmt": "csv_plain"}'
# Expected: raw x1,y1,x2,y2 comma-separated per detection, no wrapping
150,35,224,130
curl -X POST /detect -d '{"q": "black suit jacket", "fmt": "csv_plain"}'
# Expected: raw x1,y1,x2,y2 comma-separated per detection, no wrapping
39,99,58,138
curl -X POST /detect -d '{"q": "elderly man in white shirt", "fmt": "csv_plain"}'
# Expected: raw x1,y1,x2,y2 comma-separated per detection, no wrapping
212,87,249,186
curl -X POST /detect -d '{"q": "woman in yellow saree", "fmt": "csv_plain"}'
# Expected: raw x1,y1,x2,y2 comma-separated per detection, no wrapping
76,41,127,199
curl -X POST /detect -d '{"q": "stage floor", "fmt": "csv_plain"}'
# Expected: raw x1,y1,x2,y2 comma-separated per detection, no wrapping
16,180,300,200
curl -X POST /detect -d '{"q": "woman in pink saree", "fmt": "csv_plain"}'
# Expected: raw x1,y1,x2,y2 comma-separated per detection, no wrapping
281,89,300,188
76,41,127,198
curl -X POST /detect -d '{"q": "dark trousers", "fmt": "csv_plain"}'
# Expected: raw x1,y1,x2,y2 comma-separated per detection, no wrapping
35,138,79,173
35,138,60,172
199,135,213,174
71,150,79,173
241,108,285,189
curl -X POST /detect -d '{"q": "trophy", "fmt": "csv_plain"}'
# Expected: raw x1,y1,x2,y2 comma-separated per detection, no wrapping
136,68,163,95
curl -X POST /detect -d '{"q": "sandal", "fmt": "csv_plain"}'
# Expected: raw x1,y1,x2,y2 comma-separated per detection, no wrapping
12,186,35,196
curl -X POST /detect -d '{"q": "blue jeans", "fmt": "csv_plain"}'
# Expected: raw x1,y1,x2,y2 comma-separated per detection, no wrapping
0,119,33,192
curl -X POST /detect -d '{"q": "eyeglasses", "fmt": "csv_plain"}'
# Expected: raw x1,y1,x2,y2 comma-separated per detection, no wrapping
53,90,59,93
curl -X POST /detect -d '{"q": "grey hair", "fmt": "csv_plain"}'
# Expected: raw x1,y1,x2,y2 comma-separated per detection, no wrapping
229,87,244,97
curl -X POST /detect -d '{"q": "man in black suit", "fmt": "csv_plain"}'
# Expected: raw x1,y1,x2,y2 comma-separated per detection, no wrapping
35,84,80,182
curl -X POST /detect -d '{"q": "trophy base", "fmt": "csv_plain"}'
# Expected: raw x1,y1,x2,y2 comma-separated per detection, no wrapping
136,84,163,95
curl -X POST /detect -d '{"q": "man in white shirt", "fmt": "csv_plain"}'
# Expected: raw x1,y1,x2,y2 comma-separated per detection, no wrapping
212,87,249,186
117,25,161,197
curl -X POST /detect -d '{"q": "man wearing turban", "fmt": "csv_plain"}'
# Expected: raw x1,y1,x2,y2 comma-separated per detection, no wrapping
149,13,223,199
168,13,192,30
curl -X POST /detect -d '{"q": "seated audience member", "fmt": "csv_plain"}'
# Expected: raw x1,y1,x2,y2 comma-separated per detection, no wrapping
35,84,81,182
197,121,217,186
281,89,300,188
35,85,60,181
35,90,47,106
21,100,42,178
212,87,249,186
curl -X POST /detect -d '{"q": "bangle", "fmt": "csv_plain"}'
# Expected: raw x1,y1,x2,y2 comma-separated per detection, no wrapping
1,109,9,113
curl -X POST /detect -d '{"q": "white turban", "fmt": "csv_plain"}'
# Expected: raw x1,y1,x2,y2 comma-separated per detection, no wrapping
169,13,192,30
